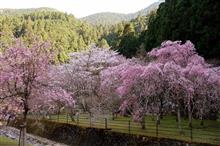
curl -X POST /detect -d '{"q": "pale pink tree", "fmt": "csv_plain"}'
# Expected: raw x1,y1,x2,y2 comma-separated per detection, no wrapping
148,40,220,129
55,47,126,119
0,40,74,146
100,59,142,120
184,64,220,125
102,40,220,133
102,60,169,129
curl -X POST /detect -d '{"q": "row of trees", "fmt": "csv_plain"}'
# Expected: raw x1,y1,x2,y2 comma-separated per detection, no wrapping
143,0,220,59
0,39,75,145
1,0,219,61
0,10,111,63
56,41,220,132
103,41,220,130
0,39,219,144
103,15,151,58
110,0,220,60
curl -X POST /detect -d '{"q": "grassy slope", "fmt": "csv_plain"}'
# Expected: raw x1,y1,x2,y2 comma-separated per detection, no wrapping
47,114,220,145
0,136,18,146
0,135,32,146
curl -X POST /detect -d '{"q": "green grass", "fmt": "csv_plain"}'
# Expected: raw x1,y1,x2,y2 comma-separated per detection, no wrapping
44,114,220,146
0,136,32,146
0,136,22,146
0,136,18,146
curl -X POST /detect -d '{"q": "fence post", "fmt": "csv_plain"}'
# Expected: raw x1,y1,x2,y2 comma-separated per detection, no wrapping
57,111,60,122
128,120,131,134
90,113,92,127
190,123,193,142
19,125,25,146
18,126,22,146
156,119,159,137
77,114,79,125
105,118,108,129
66,113,69,124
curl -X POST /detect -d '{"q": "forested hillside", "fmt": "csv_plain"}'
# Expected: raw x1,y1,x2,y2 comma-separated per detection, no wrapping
81,12,130,26
81,1,162,25
0,6,155,62
0,0,219,62
111,0,220,60
137,0,220,59
102,15,151,58
0,7,58,15
0,9,107,62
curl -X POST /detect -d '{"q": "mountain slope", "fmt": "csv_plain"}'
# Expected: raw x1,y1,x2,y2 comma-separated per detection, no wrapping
0,9,103,62
0,7,58,15
81,12,131,26
81,1,163,25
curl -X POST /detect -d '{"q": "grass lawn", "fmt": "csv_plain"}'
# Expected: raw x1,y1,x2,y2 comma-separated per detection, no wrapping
0,136,32,146
44,114,220,145
0,136,18,146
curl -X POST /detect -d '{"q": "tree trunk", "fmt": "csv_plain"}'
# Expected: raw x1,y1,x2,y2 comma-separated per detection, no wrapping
19,109,28,146
200,117,204,126
141,115,146,129
177,102,183,135
21,123,26,146
57,110,60,122
159,99,163,119
156,113,160,136
19,97,29,146
188,99,193,141
70,109,75,122
6,116,11,126
200,108,204,126
188,100,192,128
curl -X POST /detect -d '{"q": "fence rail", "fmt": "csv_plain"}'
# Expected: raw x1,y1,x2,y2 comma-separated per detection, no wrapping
34,113,220,146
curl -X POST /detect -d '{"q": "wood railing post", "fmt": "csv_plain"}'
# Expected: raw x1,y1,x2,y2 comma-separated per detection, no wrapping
105,118,107,129
77,114,79,125
90,113,92,127
190,122,193,142
128,120,131,134
66,113,69,124
156,119,159,137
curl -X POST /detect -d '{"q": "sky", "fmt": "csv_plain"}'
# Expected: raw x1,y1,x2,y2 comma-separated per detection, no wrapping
0,0,159,18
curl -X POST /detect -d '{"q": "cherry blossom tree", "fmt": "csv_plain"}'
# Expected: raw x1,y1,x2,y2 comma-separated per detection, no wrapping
149,40,220,128
100,59,143,120
0,40,74,146
184,64,220,125
101,40,220,132
102,60,169,129
55,47,126,119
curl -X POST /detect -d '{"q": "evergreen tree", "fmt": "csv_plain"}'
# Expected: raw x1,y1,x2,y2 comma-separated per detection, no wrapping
143,0,220,59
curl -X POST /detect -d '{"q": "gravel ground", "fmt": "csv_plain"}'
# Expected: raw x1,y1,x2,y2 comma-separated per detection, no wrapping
0,126,69,146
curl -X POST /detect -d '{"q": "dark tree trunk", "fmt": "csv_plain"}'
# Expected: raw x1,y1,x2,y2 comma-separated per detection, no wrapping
200,117,204,126
156,113,161,136
177,101,183,135
159,98,163,120
188,99,193,128
20,102,28,146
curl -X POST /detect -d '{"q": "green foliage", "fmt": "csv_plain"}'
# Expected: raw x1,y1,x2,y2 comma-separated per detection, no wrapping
103,15,150,57
81,1,161,25
81,12,131,25
97,38,109,48
0,9,104,62
143,0,220,59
